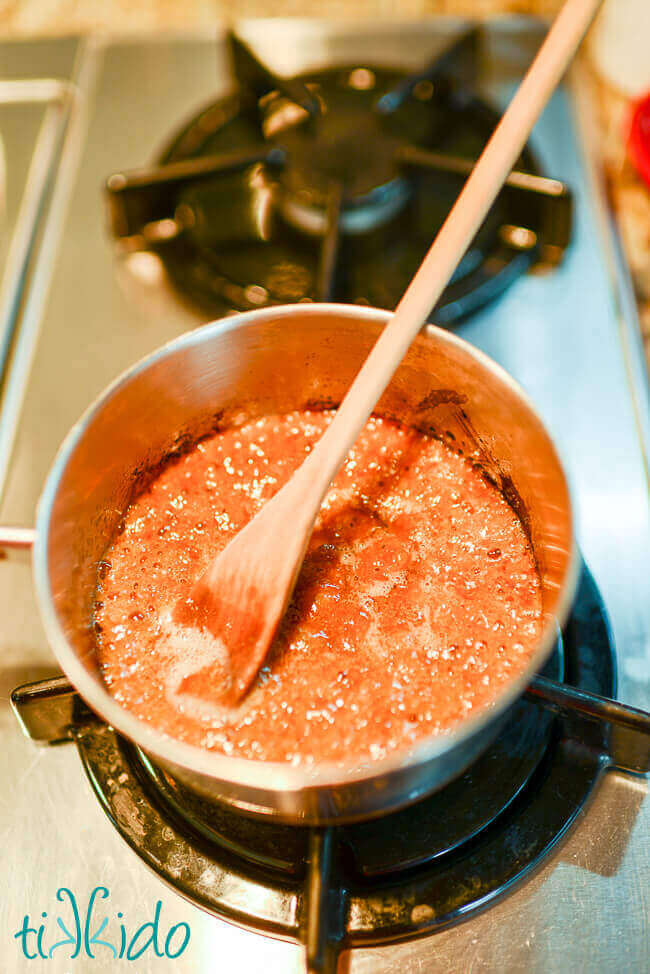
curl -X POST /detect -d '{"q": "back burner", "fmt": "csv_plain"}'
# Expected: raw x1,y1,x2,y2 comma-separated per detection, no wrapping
105,30,572,324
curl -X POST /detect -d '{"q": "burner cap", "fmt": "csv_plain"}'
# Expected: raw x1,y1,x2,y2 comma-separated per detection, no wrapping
263,70,412,235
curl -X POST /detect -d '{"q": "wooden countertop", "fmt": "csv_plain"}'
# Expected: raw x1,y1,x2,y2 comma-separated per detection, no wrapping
591,75,650,366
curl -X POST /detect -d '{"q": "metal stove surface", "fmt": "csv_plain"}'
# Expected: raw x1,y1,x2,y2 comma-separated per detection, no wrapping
0,20,648,974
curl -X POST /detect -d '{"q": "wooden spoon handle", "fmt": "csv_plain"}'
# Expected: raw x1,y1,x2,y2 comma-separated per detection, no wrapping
305,0,601,497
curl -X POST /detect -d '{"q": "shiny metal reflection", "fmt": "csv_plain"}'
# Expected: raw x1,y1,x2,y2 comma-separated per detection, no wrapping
33,304,577,824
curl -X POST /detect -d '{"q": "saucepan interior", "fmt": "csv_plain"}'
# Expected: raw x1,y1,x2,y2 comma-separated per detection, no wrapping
34,304,577,824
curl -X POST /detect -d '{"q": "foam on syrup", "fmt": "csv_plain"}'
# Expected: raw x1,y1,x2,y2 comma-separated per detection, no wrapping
157,611,243,724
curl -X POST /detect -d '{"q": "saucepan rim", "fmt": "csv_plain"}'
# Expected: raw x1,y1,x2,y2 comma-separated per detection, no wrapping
33,303,579,794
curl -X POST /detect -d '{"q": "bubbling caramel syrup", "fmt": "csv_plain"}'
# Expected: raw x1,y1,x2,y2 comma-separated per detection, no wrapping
95,411,542,767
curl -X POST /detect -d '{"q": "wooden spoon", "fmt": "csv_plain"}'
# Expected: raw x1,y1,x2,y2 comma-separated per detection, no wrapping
173,0,602,705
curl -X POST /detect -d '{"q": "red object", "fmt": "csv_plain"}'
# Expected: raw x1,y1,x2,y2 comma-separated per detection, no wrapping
628,93,650,188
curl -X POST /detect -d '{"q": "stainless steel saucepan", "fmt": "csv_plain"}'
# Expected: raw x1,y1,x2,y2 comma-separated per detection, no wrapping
5,303,583,824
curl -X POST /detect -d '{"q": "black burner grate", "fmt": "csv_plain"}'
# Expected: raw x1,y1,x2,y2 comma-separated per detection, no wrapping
72,563,650,974
106,30,572,325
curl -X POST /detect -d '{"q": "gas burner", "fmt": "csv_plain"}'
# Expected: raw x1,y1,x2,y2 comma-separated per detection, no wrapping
105,30,572,324
32,564,644,974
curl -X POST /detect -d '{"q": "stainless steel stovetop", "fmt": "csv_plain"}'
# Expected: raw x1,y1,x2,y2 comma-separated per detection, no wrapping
1,20,648,974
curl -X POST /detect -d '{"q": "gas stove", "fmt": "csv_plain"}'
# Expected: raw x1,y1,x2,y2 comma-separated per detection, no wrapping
0,20,649,974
